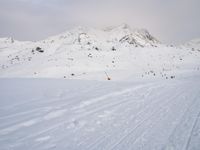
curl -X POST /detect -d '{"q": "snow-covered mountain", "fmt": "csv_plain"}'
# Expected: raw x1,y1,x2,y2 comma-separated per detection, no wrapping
1,25,200,150
182,38,200,50
0,24,200,80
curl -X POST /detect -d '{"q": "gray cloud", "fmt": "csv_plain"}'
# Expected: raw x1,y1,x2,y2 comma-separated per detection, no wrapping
0,0,199,44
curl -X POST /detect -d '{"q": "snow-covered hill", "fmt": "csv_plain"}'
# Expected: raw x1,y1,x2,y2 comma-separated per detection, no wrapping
0,24,200,80
182,38,200,50
1,24,200,150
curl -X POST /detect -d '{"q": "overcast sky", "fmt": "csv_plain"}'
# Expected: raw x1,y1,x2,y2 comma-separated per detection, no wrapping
0,0,199,44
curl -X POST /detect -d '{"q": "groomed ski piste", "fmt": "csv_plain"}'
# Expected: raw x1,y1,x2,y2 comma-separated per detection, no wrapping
0,25,200,150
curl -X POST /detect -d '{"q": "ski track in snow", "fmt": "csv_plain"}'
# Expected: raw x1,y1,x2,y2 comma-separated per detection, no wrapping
0,77,200,150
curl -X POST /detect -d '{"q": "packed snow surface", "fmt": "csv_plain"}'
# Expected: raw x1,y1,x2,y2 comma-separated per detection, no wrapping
0,75,200,150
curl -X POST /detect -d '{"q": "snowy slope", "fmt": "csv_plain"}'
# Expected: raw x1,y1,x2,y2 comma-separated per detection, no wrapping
0,76,200,150
182,38,200,50
0,24,199,80
0,24,200,150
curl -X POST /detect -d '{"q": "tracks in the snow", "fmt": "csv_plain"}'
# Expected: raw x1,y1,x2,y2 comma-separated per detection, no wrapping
85,84,183,150
1,79,200,150
185,111,200,150
13,83,155,144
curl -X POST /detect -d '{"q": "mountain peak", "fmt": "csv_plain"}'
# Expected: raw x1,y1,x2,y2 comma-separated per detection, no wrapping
41,24,160,48
117,23,130,29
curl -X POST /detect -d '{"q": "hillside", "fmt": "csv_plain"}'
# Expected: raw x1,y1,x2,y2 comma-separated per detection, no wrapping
1,25,200,150
182,38,200,50
0,25,199,80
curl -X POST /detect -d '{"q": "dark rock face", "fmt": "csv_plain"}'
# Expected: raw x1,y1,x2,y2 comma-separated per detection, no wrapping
36,47,44,53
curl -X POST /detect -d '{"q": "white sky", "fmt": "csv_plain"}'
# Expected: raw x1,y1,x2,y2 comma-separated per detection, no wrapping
0,0,200,44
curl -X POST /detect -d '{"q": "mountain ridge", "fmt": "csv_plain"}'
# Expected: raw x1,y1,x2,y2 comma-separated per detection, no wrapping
0,25,199,80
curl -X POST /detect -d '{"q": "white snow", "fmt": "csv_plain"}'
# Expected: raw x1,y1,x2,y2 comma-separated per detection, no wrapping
0,77,200,150
44,110,67,120
35,136,51,142
0,25,200,150
182,38,200,50
0,25,199,80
